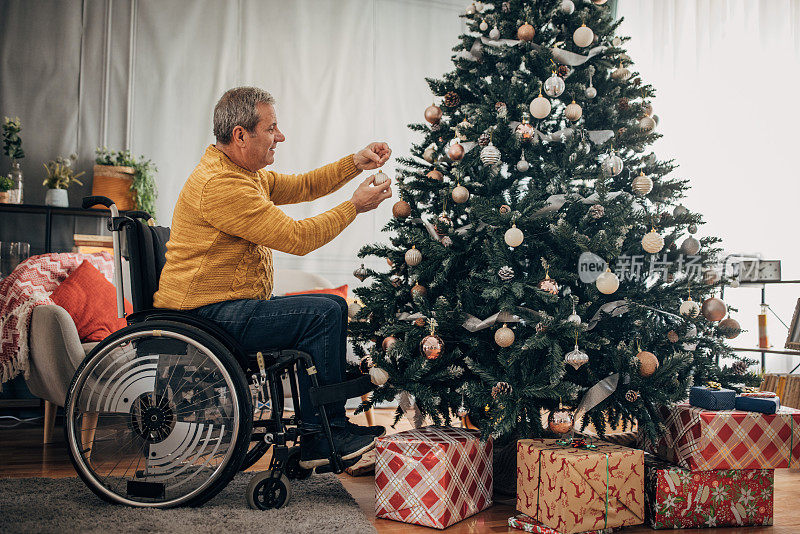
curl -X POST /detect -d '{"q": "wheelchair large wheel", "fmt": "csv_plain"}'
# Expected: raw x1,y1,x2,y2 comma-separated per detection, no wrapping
64,320,253,508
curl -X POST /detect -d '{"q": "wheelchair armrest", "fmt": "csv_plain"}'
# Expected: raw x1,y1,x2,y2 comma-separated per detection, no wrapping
308,375,373,408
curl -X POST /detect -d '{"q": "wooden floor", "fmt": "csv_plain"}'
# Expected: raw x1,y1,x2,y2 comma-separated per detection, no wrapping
2,409,800,534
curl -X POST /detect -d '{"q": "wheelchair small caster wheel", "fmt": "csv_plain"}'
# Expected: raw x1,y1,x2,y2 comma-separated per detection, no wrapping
285,447,312,480
247,470,292,510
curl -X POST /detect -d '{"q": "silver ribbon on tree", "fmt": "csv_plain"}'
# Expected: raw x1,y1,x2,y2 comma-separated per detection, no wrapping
461,37,607,68
397,391,425,428
508,123,615,145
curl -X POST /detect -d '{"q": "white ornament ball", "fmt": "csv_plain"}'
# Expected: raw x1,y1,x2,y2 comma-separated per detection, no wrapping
681,236,701,256
585,86,597,99
573,24,594,47
567,313,582,325
544,75,565,98
673,204,689,217
489,26,500,40
495,325,515,347
565,101,583,122
596,269,620,294
516,157,530,172
370,366,389,386
348,301,363,319
530,95,552,119
480,142,501,166
602,153,623,176
560,0,575,14
632,174,653,196
565,346,589,370
405,246,422,266
639,116,656,132
373,171,389,185
680,298,700,318
612,66,631,81
479,20,489,32
612,36,622,47
504,225,524,248
452,184,470,204
642,230,665,254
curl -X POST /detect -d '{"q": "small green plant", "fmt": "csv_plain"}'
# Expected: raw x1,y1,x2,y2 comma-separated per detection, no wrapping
2,117,25,160
42,154,84,189
95,147,158,219
0,174,13,192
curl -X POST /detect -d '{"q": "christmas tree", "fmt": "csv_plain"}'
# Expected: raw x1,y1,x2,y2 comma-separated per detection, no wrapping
350,0,758,443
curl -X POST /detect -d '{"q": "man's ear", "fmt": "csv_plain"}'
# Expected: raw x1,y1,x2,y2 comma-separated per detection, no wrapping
231,125,247,147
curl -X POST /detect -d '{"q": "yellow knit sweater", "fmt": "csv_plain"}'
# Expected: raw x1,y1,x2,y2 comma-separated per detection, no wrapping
153,145,360,310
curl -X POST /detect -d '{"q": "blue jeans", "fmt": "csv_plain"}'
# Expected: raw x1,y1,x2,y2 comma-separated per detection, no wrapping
191,294,349,429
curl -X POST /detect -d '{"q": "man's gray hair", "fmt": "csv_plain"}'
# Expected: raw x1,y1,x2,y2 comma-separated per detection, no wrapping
213,87,275,144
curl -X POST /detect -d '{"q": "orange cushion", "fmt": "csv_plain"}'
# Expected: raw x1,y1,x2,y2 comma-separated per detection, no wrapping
284,284,348,300
50,260,132,342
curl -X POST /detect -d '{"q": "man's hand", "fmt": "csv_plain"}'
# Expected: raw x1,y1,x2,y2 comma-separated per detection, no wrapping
350,174,392,214
353,142,392,170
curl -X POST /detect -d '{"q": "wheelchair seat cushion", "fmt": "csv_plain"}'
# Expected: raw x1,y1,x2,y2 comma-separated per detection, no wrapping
50,260,132,341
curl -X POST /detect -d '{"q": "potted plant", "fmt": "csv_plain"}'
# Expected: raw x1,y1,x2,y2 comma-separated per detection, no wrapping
0,174,13,203
2,117,25,204
93,147,158,219
42,154,84,207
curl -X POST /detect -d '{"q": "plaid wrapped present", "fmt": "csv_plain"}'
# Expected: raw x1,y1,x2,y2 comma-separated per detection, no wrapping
374,426,492,529
517,439,644,534
645,454,773,529
642,403,800,470
508,513,619,533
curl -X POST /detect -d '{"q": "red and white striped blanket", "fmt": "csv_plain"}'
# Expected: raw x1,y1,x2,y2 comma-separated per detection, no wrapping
0,252,114,388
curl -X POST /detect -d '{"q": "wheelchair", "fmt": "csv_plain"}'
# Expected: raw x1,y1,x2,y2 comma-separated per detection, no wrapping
64,195,373,510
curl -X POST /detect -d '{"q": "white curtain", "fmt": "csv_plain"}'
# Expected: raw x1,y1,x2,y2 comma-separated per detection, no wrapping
617,0,800,372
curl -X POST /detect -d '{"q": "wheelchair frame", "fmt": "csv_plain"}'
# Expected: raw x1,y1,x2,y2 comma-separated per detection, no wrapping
64,195,373,509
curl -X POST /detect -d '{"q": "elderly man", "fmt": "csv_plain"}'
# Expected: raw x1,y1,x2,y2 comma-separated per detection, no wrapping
153,87,392,470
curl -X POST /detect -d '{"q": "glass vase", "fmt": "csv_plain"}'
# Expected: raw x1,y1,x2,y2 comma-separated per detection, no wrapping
8,160,23,204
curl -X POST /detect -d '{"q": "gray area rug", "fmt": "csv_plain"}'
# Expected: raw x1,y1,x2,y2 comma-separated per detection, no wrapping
0,473,377,534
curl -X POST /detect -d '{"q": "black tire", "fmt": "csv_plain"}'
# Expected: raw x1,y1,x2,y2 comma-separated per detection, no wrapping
247,470,292,510
64,320,253,508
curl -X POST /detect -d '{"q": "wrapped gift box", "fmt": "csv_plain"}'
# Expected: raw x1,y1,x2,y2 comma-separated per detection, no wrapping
689,386,735,410
643,403,800,471
508,513,619,533
375,426,492,529
736,394,780,414
645,454,773,529
517,438,644,534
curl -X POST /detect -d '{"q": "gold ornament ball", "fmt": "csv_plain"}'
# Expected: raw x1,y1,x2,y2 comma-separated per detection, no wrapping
427,169,443,181
504,225,524,247
701,297,727,322
452,184,470,204
548,408,574,435
517,23,535,41
529,95,552,119
573,24,594,47
565,346,589,370
516,122,535,140
423,146,436,163
565,101,583,122
495,324,515,347
414,317,426,327
424,104,442,124
612,66,631,81
719,317,741,339
420,334,444,359
370,366,389,386
667,330,679,343
642,230,665,254
393,200,411,219
596,269,620,294
636,350,660,377
681,236,701,256
382,336,398,351
405,246,422,266
639,116,656,132
679,298,700,318
447,143,465,161
411,283,427,298
632,173,653,196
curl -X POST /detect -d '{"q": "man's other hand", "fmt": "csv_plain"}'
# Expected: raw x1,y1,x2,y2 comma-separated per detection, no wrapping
350,174,392,214
353,142,392,170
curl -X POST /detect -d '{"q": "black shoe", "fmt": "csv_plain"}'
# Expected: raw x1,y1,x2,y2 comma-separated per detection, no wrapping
342,420,386,438
299,428,376,469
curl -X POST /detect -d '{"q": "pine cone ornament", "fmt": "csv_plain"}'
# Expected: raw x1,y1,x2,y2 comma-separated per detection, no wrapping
557,65,570,78
478,132,491,146
443,91,460,107
588,204,605,219
625,390,640,402
731,359,749,375
491,381,512,398
499,204,511,214
498,265,515,281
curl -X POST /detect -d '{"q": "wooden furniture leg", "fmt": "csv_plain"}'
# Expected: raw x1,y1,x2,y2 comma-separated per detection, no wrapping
361,394,374,426
80,412,99,459
43,400,57,444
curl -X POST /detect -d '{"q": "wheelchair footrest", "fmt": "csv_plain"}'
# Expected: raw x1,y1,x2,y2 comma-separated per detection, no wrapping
308,374,373,407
